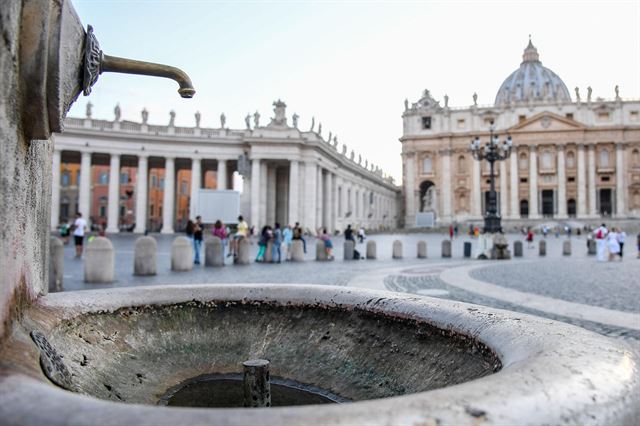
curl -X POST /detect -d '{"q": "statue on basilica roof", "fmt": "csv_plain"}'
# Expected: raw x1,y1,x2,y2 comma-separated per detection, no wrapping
587,86,592,103
141,108,148,124
169,110,175,127
86,101,93,118
253,111,260,127
195,111,201,128
245,113,251,130
575,87,581,102
220,113,226,129
114,103,121,122
615,85,620,100
292,113,299,128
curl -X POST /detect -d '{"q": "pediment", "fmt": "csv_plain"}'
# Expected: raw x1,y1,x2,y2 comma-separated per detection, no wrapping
509,112,586,132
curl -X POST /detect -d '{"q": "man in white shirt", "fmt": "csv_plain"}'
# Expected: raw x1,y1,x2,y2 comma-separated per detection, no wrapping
593,223,608,262
73,212,88,258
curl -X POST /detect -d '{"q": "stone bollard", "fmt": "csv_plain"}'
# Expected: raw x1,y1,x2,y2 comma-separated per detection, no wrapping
236,238,251,265
134,236,157,276
563,240,571,256
84,237,115,283
417,241,427,259
513,241,523,257
392,240,403,259
316,239,328,261
463,242,472,258
539,240,546,257
171,236,194,271
205,236,224,267
344,240,355,260
264,241,274,263
441,239,452,258
243,359,271,408
587,239,596,255
291,240,305,261
49,237,64,292
366,240,377,259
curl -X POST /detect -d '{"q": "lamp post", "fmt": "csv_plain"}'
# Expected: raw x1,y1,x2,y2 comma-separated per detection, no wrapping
470,122,512,233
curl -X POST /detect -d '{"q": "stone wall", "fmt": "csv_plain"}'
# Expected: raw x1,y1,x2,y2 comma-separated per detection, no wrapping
0,0,52,339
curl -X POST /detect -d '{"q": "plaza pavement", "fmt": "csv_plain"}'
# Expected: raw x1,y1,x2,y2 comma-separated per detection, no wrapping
58,231,640,344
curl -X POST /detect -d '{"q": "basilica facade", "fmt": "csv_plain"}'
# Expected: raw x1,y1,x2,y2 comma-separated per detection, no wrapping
401,39,640,227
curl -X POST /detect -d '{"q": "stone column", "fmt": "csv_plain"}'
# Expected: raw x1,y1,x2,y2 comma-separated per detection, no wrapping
441,149,452,221
260,161,268,226
472,154,482,218
587,144,597,216
161,157,175,234
106,154,120,233
51,149,61,230
331,174,338,231
266,165,277,225
509,151,518,218
316,167,323,228
577,144,587,217
557,147,567,218
529,145,540,218
615,143,626,217
134,155,148,233
404,154,416,226
78,151,92,220
217,159,227,190
499,158,508,217
189,157,201,218
288,160,299,225
323,172,332,232
304,161,317,230
250,159,261,228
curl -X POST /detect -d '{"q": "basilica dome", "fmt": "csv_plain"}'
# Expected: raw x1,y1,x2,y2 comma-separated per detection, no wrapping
494,39,571,105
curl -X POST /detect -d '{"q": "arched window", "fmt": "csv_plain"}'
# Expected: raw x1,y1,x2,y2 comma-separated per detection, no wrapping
567,199,576,217
519,152,528,170
541,150,552,169
422,155,433,174
632,149,640,167
566,151,576,168
458,155,466,173
599,149,610,168
520,199,529,217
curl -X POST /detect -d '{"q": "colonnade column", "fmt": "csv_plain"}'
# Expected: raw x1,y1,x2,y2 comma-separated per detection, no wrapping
509,151,518,218
304,161,317,231
316,167,323,228
134,155,148,233
51,149,61,230
577,144,587,217
189,157,201,218
528,145,540,219
587,144,597,216
441,149,452,221
78,151,92,220
404,154,415,226
250,159,261,228
556,147,567,218
161,157,175,234
217,159,227,190
323,172,332,232
472,154,481,218
499,159,507,217
615,143,626,217
331,175,338,231
106,154,121,233
260,161,268,226
288,160,299,225
266,165,276,225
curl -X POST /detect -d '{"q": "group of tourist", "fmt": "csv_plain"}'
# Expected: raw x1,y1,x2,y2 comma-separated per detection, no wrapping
591,223,628,262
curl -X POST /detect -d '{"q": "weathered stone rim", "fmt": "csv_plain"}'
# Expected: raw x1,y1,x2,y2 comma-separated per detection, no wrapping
0,284,638,426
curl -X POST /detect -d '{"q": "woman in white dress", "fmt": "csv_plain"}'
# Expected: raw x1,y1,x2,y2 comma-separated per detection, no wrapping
606,228,621,261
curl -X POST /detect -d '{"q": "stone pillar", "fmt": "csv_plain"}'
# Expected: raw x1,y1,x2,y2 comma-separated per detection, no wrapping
343,240,355,260
563,240,571,256
529,145,540,219
316,167,323,228
189,157,201,218
587,144,597,217
78,151,92,220
404,154,416,226
49,237,64,292
161,157,175,234
291,240,305,261
134,155,148,233
237,238,251,265
499,158,508,217
260,161,268,226
615,143,626,217
106,153,120,233
366,240,376,259
250,159,261,228
323,172,332,232
441,149,452,221
472,154,482,218
509,151,519,218
205,236,224,267
266,165,277,225
392,240,403,259
417,241,427,259
287,160,299,225
217,159,227,190
557,147,567,218
134,236,157,275
304,162,317,231
51,149,61,230
441,239,452,258
577,144,587,217
84,237,115,283
171,236,193,271
331,174,338,232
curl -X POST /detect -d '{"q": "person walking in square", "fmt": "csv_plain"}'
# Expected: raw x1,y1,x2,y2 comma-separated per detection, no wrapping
293,222,306,253
272,223,283,263
594,223,608,262
193,216,203,265
606,227,620,262
616,228,627,259
319,228,334,260
72,212,88,258
283,224,293,260
211,219,228,258
526,228,534,248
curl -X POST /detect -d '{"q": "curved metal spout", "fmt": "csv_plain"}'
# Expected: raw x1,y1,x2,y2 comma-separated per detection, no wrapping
101,55,195,98
82,25,195,98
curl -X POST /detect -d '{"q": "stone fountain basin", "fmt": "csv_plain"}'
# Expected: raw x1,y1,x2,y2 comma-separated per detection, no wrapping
0,284,638,425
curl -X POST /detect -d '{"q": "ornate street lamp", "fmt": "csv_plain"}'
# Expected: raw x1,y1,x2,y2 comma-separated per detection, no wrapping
470,122,512,233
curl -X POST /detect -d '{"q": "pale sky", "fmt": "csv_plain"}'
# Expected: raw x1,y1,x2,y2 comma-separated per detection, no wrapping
69,0,640,181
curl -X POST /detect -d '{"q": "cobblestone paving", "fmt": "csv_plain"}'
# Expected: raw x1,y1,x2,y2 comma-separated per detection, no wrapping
470,258,640,313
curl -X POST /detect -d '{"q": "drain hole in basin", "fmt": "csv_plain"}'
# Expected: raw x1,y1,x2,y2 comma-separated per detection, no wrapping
159,373,349,408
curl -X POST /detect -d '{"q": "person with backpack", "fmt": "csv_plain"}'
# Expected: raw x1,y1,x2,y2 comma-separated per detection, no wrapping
256,225,272,262
594,223,608,262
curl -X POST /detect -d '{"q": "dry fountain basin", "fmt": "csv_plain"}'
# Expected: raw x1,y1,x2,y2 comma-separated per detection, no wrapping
0,284,637,425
